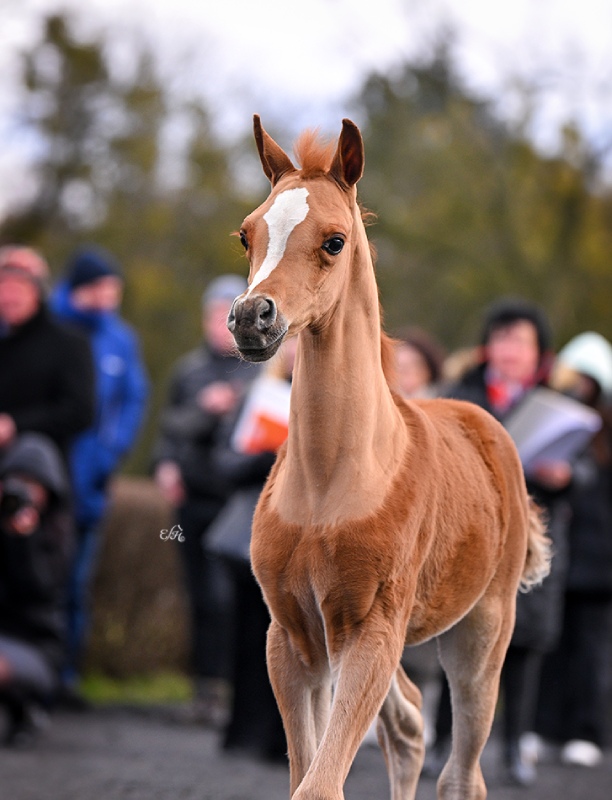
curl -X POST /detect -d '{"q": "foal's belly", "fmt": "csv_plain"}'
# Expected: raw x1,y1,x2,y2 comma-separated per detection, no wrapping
404,597,477,645
404,551,498,645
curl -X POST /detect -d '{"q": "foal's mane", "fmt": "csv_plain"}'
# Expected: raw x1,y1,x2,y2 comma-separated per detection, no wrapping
294,129,375,229
293,129,337,177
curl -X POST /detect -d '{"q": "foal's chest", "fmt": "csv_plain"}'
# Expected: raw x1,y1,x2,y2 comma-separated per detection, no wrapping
252,510,398,654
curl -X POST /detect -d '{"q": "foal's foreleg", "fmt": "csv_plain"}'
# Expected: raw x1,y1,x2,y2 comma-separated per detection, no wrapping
292,619,406,800
377,665,425,800
267,620,332,795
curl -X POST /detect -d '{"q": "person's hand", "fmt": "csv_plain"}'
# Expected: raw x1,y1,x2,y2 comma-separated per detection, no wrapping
197,381,238,415
154,461,186,506
531,460,572,491
0,414,16,447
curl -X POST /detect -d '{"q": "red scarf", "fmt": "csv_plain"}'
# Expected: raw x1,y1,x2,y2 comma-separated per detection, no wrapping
485,369,535,416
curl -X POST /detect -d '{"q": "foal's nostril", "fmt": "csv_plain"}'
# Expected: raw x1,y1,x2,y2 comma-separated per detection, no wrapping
227,299,238,332
255,297,277,331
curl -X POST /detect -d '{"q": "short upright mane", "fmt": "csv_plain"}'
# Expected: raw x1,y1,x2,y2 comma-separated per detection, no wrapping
293,129,337,178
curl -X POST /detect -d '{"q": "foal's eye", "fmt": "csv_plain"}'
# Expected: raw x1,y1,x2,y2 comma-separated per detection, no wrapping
239,231,249,250
322,236,345,256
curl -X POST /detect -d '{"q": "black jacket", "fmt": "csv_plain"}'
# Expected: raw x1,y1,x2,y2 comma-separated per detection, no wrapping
566,442,612,594
0,305,95,457
0,434,75,671
153,344,259,500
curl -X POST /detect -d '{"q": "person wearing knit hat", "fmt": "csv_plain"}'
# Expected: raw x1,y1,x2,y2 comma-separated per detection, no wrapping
61,246,124,318
65,246,122,291
555,331,612,399
50,246,148,706
202,274,247,308
201,274,247,357
152,273,255,727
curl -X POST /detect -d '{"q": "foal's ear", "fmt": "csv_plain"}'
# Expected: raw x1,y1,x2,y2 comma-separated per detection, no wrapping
253,115,296,186
329,119,364,188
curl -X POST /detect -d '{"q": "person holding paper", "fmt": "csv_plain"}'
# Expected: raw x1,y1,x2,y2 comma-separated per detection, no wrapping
425,297,570,786
533,332,612,768
207,337,297,763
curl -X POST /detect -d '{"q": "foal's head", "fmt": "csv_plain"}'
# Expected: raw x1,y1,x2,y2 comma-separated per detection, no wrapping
228,116,365,362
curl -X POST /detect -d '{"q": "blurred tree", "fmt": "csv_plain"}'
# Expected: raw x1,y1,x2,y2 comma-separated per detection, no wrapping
0,12,256,472
353,42,612,351
1,14,112,242
3,16,612,472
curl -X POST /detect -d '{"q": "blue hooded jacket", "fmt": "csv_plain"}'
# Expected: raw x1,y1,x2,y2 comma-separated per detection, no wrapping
51,282,149,528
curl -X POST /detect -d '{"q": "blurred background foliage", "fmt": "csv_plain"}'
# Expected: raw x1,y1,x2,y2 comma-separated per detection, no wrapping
3,13,612,474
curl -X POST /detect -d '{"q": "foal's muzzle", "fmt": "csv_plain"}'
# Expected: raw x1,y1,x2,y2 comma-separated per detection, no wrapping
228,293,287,362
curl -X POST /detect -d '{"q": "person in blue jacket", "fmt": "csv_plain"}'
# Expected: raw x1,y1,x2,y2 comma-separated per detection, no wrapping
51,246,148,703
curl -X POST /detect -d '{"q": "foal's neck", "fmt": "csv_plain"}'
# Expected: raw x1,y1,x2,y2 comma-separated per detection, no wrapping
273,218,407,527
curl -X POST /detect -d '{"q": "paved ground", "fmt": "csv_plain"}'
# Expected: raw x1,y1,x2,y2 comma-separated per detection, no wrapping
0,706,611,800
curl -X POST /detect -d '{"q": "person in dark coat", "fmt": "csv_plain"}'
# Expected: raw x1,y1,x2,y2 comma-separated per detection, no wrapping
152,275,259,726
207,338,296,763
533,332,612,767
426,298,570,786
0,433,75,746
0,246,95,460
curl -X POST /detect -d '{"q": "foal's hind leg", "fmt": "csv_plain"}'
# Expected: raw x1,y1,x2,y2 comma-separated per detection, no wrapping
436,594,515,800
377,665,425,800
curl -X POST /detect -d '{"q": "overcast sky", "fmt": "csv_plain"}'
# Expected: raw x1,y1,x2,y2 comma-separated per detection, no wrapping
1,0,611,209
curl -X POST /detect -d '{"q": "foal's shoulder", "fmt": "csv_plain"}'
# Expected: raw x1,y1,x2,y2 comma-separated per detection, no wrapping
409,396,507,440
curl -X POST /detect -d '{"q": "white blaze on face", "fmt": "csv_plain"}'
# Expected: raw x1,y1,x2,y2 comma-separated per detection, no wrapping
247,187,309,296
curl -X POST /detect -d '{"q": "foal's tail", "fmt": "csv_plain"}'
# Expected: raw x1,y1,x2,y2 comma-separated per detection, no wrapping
519,498,552,592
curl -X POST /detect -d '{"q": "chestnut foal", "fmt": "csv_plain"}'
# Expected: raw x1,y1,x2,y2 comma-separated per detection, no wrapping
228,116,550,800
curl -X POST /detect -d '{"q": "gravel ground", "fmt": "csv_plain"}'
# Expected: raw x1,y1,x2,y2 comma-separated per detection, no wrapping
0,707,611,800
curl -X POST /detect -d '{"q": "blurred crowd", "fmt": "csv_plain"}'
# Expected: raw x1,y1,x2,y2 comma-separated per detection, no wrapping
1,244,611,789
